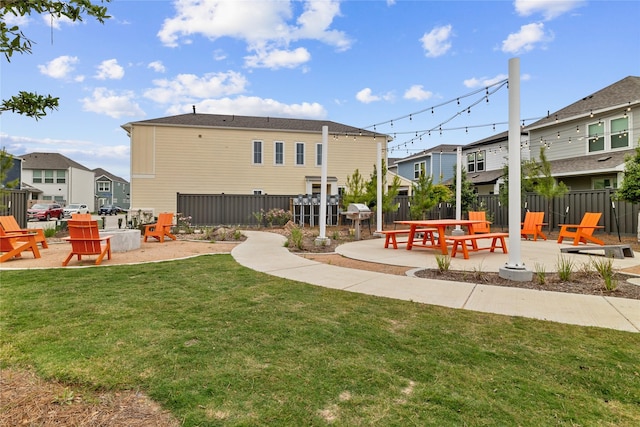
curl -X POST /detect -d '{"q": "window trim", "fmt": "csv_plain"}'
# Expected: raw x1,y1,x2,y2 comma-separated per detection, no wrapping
315,143,322,167
274,141,285,165
252,140,263,165
413,161,425,179
295,142,305,166
97,181,111,192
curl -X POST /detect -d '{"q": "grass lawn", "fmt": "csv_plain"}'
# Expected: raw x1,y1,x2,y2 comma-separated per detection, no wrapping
1,254,639,426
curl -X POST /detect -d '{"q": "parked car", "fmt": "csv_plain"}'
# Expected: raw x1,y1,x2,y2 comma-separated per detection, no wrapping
98,204,123,215
27,203,64,221
63,203,90,218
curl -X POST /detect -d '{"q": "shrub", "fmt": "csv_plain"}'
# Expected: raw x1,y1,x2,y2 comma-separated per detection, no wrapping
290,227,304,250
591,257,618,291
265,208,292,227
534,262,546,285
435,254,451,273
556,255,574,282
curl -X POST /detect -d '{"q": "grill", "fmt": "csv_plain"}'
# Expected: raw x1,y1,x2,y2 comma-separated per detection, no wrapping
343,203,372,240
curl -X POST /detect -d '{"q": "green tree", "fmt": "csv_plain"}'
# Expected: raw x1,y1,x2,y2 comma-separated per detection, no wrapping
616,142,640,204
1,0,111,119
409,172,451,220
529,147,568,232
365,159,401,219
498,160,537,208
1,148,19,210
449,165,476,215
341,169,368,209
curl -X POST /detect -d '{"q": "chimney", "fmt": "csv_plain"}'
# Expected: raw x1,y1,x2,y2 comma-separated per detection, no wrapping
192,105,196,114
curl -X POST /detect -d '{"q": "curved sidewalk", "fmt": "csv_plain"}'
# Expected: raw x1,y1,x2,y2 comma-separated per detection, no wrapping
232,231,640,333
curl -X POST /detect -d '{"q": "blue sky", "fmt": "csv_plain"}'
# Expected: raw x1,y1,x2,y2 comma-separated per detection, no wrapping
2,0,639,181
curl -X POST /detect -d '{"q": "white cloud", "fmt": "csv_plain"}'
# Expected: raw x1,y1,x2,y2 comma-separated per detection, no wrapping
463,74,508,88
356,88,380,104
144,71,248,104
4,13,29,27
41,13,77,29
244,47,311,69
420,24,453,58
404,85,433,101
38,55,79,79
148,61,166,73
165,95,327,119
213,49,227,61
81,87,144,118
157,0,351,69
95,59,125,80
501,23,552,54
514,0,585,20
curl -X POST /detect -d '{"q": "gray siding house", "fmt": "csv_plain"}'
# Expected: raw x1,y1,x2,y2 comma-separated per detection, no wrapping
394,144,460,184
93,168,131,211
462,131,529,195
525,75,640,190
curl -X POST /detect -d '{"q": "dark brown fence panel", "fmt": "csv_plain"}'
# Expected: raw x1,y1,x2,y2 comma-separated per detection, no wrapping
177,191,639,236
0,190,28,228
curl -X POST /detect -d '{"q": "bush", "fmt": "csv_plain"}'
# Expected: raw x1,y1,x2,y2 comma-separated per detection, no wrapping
265,208,292,227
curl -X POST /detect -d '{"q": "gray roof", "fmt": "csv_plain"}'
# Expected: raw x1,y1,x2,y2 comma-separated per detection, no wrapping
93,168,128,183
527,76,640,129
21,152,92,172
396,144,461,163
123,113,383,137
548,149,633,177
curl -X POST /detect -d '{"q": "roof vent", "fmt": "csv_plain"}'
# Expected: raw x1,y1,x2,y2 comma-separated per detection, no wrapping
597,156,612,162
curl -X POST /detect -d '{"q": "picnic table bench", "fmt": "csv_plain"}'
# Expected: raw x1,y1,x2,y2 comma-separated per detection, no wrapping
447,232,509,259
379,228,437,249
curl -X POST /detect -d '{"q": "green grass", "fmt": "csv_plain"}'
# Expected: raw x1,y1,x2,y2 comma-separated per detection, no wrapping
2,255,639,426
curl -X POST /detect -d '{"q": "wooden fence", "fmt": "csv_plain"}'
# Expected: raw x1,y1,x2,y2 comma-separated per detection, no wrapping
177,189,639,236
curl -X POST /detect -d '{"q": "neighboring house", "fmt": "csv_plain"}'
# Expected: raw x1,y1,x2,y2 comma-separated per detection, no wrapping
93,168,131,211
1,152,22,189
121,113,387,214
20,152,95,207
524,75,640,190
461,130,529,195
393,144,460,185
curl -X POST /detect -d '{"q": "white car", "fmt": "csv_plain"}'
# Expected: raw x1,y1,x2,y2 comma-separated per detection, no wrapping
63,203,90,218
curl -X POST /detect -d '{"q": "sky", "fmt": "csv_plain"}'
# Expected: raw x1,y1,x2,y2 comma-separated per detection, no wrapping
2,0,639,181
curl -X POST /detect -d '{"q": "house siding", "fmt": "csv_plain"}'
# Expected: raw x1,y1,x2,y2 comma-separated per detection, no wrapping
129,124,381,214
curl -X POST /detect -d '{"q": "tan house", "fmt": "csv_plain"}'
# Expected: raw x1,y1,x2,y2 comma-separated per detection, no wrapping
122,113,387,214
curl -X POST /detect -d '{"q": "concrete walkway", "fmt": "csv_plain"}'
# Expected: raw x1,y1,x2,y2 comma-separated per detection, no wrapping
232,231,640,333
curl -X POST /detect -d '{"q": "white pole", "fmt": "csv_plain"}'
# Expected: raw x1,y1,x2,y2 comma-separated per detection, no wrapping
319,126,328,239
499,57,531,281
376,141,382,232
507,58,523,267
456,146,462,221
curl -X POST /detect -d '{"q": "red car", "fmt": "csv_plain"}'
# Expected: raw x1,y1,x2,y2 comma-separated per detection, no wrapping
27,203,64,221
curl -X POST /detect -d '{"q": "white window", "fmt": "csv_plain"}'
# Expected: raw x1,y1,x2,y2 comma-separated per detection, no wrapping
253,140,263,164
253,189,263,195
467,151,485,172
32,170,42,183
295,142,305,165
588,121,605,152
56,170,65,183
44,170,54,183
316,143,322,166
611,117,629,149
413,161,425,179
274,141,284,165
98,181,111,192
